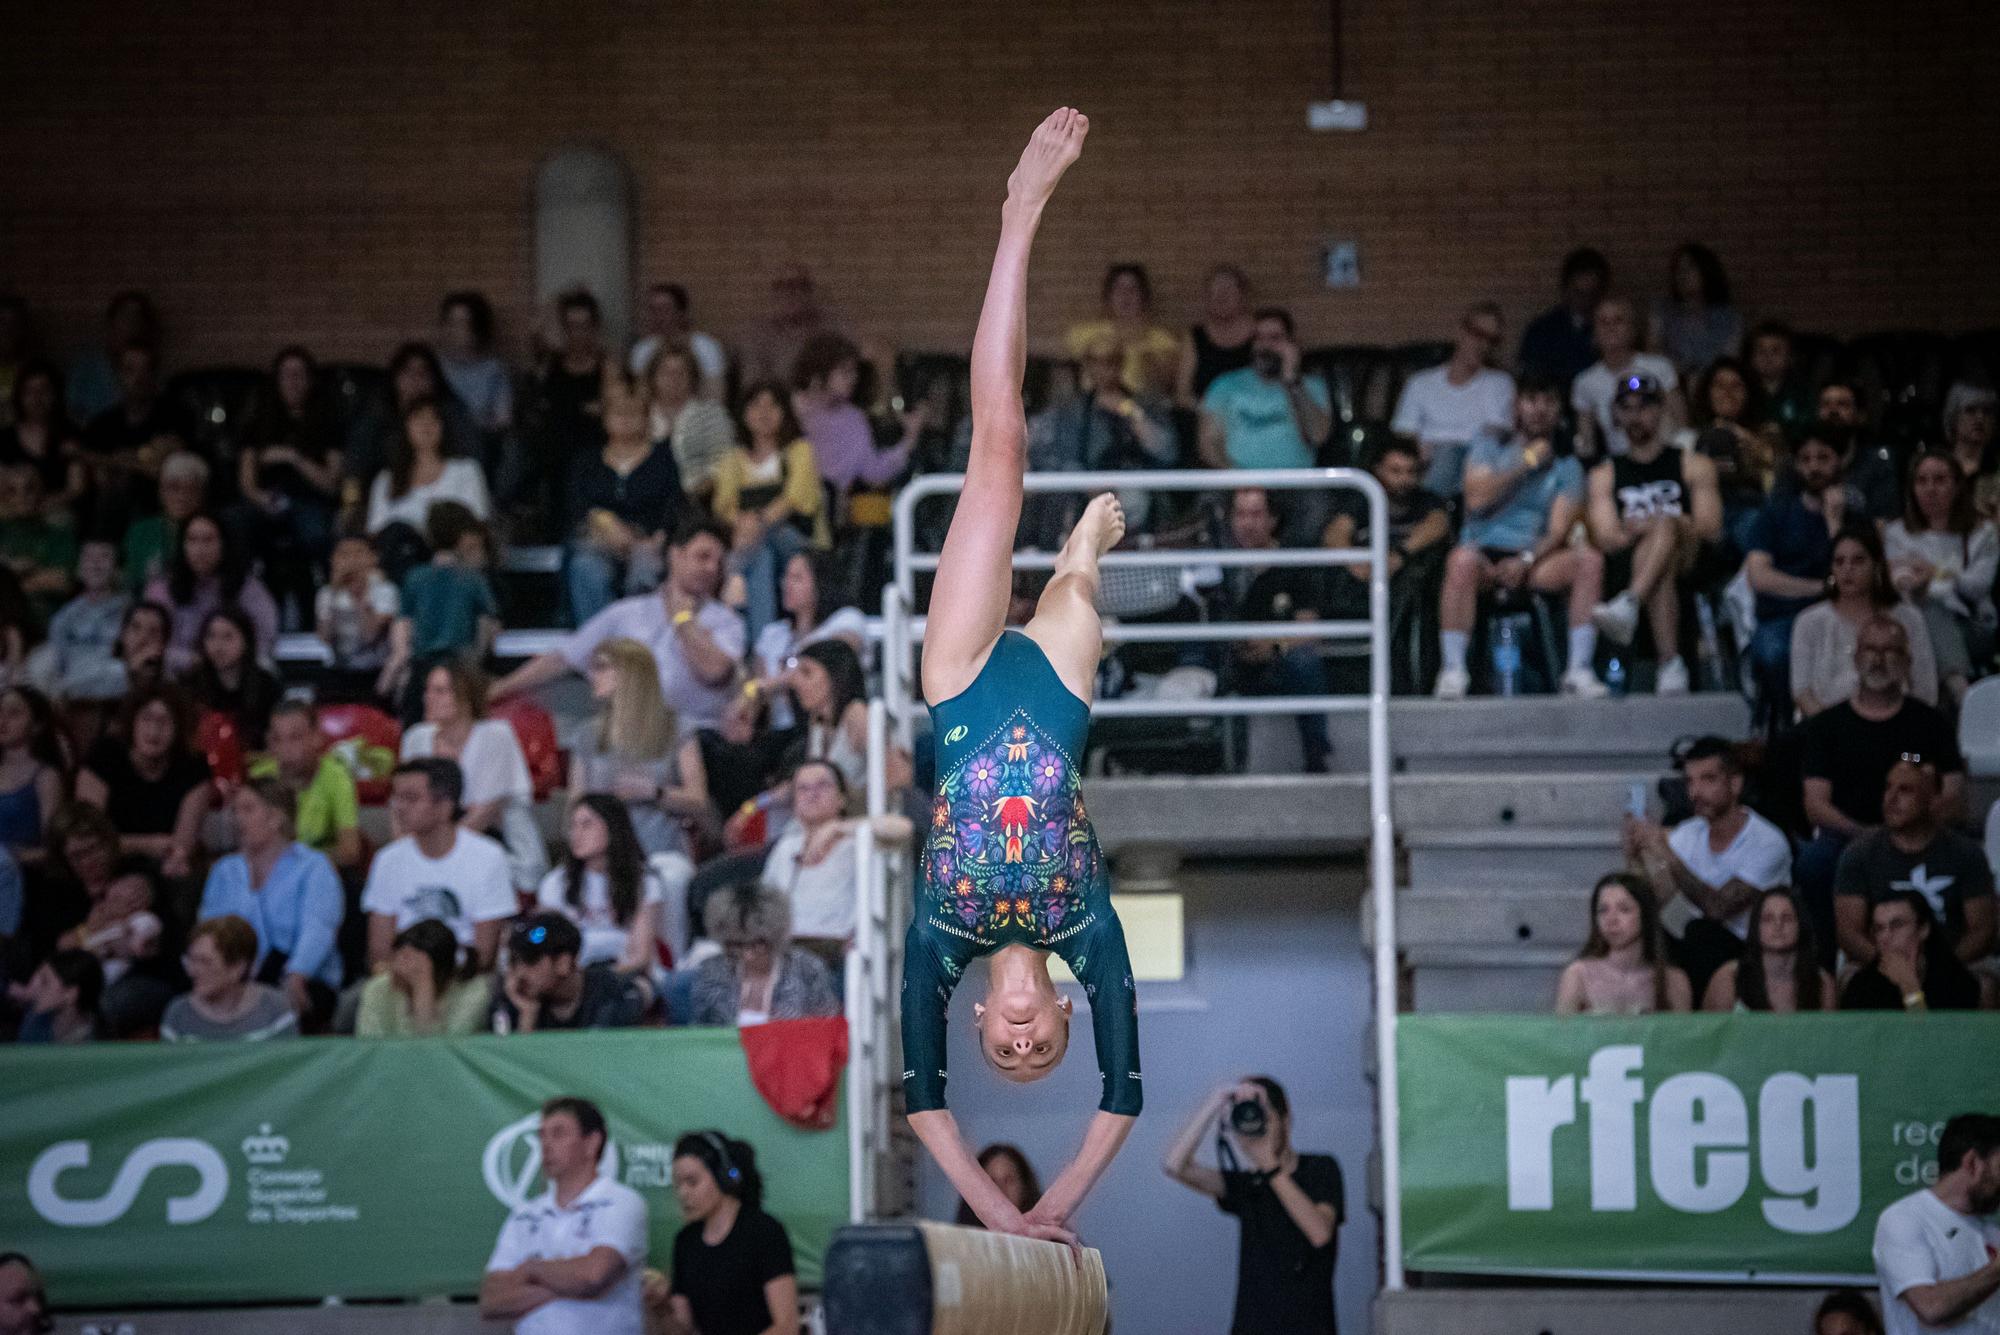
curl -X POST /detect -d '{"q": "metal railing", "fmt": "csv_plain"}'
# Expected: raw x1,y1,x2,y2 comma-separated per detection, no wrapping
853,467,1404,1287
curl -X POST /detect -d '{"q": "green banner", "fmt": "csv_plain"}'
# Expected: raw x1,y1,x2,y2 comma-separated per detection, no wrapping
0,1029,848,1305
1398,1013,2000,1282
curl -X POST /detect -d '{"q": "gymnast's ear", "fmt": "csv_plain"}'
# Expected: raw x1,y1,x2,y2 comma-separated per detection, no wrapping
972,1001,988,1023
1057,995,1073,1019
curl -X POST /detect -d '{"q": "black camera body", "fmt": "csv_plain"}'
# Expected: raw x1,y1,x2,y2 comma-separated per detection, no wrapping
1229,1097,1268,1137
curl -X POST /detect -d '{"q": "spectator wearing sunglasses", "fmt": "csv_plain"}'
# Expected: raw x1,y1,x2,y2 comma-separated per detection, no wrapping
1388,301,1517,498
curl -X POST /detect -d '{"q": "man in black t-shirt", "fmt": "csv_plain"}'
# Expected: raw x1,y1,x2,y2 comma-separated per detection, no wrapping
1163,1076,1343,1335
489,913,650,1034
1795,615,1965,965
1834,761,1995,966
1321,437,1449,695
1223,489,1340,771
530,290,609,527
1839,892,1986,1011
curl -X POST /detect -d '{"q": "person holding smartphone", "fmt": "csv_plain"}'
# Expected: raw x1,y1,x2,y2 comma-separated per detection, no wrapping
1163,1076,1343,1335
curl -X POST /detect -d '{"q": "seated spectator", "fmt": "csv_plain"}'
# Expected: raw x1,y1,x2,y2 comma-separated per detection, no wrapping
565,371,682,625
652,1133,798,1335
1811,379,1900,521
53,848,173,1036
122,450,207,595
384,502,499,711
0,686,65,864
401,663,547,894
67,290,158,424
630,281,728,393
366,396,491,536
143,512,278,675
1869,1115,2000,1333
1942,381,2000,519
436,293,514,438
1517,247,1609,391
0,359,85,512
314,534,399,695
1680,356,1777,551
362,759,515,971
572,637,708,861
1025,330,1172,539
0,1251,49,1334
529,291,610,524
184,608,282,751
1570,296,1685,459
1745,322,1815,442
0,465,74,623
689,882,840,1026
1812,1290,1883,1335
1218,487,1338,767
481,1097,649,1330
1176,263,1257,409
104,599,169,702
1744,426,1856,721
495,515,744,732
1700,888,1835,1012
751,550,866,731
248,700,363,870
1792,524,1937,717
1436,378,1604,699
1555,872,1693,1014
1834,760,1996,967
355,917,491,1037
537,795,672,973
236,345,342,625
196,778,343,1030
76,685,211,879
1625,736,1794,993
1795,616,1966,957
1648,242,1743,378
787,639,873,793
161,912,299,1042
491,912,651,1033
953,1143,1043,1228
1389,301,1516,496
739,262,845,385
792,332,916,536
342,342,480,501
1198,307,1333,485
1887,450,1996,706
13,947,102,1043
645,341,734,504
698,686,797,831
33,537,130,702
714,381,826,640
77,341,191,533
761,759,913,961
1840,892,1986,1011
1585,373,1722,693
1066,262,1181,399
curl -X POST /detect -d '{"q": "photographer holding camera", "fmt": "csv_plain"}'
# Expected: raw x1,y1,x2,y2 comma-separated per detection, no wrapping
1163,1076,1343,1335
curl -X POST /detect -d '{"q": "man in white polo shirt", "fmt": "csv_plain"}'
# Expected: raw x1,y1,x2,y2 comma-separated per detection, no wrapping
1874,1112,2000,1335
481,1096,650,1335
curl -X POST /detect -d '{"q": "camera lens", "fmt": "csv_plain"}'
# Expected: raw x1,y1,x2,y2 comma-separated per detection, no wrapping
1229,1099,1267,1137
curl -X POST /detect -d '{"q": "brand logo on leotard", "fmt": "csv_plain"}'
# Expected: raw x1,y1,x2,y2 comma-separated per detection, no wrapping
943,725,968,746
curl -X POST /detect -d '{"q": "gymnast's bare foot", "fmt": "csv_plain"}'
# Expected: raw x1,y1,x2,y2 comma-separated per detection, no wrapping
1007,107,1089,212
1056,492,1124,581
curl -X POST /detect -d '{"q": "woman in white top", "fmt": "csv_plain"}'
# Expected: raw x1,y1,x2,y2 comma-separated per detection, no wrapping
1791,523,1937,718
399,662,546,892
751,550,866,730
1885,449,1998,707
759,758,912,962
536,794,673,972
366,396,491,534
1555,873,1692,1015
786,639,870,791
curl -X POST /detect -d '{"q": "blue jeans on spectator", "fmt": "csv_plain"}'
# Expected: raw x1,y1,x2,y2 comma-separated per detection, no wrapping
1791,828,1848,969
1748,615,1798,731
565,541,665,627
733,523,810,642
1242,646,1334,772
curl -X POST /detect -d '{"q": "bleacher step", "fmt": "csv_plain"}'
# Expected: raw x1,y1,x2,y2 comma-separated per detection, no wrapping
1404,826,1622,893
1362,888,1587,953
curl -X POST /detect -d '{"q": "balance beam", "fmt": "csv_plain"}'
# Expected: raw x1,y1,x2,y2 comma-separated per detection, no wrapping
822,1221,1108,1335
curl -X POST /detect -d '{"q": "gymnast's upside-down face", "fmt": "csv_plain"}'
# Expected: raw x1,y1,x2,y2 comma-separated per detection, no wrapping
974,991,1073,1084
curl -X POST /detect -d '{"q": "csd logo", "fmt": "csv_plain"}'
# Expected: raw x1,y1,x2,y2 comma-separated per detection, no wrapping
482,1114,621,1212
943,725,968,746
29,1138,228,1227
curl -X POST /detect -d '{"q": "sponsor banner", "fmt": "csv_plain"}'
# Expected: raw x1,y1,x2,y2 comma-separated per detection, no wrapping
1398,1013,2000,1282
3,1028,847,1305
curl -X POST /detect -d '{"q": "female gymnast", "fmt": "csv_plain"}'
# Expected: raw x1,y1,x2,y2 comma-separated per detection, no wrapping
901,107,1140,1248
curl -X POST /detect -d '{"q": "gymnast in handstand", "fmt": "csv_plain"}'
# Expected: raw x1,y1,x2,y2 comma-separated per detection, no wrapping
902,107,1139,1248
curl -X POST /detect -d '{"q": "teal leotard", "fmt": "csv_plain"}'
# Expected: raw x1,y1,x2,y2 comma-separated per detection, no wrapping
901,630,1142,1117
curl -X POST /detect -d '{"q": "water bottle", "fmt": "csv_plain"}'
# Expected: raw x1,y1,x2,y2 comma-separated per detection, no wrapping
1606,655,1628,698
1492,617,1522,697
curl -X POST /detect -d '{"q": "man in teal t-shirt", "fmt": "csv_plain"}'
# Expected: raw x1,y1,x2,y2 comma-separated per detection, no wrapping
1198,307,1333,472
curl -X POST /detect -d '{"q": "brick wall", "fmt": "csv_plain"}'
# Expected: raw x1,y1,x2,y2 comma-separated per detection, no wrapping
2,0,1994,371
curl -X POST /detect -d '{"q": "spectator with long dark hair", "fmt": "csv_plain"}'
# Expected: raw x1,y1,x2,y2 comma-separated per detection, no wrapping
354,917,489,1037
1791,523,1937,717
75,684,211,880
107,599,169,699
535,794,672,974
1556,872,1693,1014
143,511,278,674
713,380,825,640
751,550,865,731
564,371,682,624
786,632,877,794
1812,1289,1884,1335
365,396,490,535
1840,891,1986,1010
1701,888,1835,1012
792,331,915,512
1886,449,1997,706
236,345,342,626
1175,263,1257,408
655,1131,799,1335
436,292,513,437
0,359,84,510
0,685,67,863
1683,355,1777,550
1650,242,1743,378
343,340,478,493
12,946,102,1043
954,1144,1043,1227
183,607,282,750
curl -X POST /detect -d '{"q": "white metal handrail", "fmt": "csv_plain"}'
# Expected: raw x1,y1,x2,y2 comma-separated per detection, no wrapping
864,467,1403,1290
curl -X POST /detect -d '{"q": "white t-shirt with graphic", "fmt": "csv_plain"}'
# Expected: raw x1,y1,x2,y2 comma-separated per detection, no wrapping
486,1175,649,1335
361,829,516,948
1874,1186,2000,1335
1667,808,1794,937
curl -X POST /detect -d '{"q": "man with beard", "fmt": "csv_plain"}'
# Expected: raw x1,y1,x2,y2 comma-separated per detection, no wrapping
1872,1113,2000,1334
1744,423,1860,722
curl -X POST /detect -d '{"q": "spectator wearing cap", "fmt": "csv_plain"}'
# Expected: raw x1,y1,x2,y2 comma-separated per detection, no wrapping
1840,892,1986,1011
362,759,516,972
1435,375,1606,699
490,912,652,1034
1389,300,1517,497
160,913,299,1042
1743,422,1860,722
1570,295,1685,460
688,883,840,1027
1517,247,1609,391
1585,371,1722,694
1834,759,1996,968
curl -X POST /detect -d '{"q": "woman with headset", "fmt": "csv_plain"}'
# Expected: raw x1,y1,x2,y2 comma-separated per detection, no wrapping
646,1131,798,1335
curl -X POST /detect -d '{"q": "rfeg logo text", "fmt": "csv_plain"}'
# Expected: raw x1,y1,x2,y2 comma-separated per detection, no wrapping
1503,1044,1860,1233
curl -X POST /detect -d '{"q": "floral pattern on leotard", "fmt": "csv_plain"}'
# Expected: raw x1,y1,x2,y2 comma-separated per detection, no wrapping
928,712,1098,941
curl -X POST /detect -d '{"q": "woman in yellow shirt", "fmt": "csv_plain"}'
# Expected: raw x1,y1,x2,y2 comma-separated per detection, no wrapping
1065,262,1180,399
712,380,828,639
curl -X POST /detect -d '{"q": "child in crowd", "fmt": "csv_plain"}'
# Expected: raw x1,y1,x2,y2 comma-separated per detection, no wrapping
32,537,129,702
315,534,399,698
382,502,499,718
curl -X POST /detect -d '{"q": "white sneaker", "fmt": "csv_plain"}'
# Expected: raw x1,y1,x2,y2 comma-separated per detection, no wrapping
1433,666,1471,700
1591,591,1640,646
1655,657,1691,695
1562,667,1609,698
